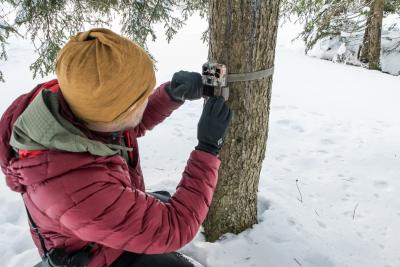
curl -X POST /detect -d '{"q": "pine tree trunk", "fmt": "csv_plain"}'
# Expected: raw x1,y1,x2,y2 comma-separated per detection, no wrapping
203,0,280,242
359,0,384,70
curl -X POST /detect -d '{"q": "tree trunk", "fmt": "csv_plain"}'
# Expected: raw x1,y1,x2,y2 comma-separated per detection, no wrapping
359,5,372,63
358,0,384,70
203,0,280,242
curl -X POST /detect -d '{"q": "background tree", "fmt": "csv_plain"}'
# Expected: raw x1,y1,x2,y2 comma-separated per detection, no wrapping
281,0,400,71
358,0,385,70
281,0,369,52
203,0,280,242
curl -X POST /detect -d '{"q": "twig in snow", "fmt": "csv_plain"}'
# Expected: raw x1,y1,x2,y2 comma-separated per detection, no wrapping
296,179,303,203
293,258,303,266
353,203,359,220
314,209,320,217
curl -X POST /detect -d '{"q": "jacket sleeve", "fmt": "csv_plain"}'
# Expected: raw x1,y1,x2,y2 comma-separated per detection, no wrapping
59,150,220,254
134,82,184,138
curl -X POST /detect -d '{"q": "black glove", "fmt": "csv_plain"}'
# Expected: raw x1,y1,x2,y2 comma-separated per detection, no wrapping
166,71,203,102
196,96,232,155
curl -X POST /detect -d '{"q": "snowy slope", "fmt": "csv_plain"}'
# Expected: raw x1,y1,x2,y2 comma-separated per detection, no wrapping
1,15,399,267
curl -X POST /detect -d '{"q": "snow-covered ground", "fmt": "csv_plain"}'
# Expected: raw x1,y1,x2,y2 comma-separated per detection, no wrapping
1,15,399,267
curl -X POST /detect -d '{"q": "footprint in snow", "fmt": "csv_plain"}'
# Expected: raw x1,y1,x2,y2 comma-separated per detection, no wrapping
308,111,324,116
272,104,297,110
186,112,197,118
291,124,305,132
267,234,289,244
303,254,335,267
271,105,285,110
376,120,392,128
316,220,327,229
276,119,291,125
373,180,389,190
173,128,183,137
320,139,335,145
276,119,305,132
274,154,287,161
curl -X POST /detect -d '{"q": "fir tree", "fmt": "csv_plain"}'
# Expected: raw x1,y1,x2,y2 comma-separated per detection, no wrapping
0,0,207,82
281,0,400,71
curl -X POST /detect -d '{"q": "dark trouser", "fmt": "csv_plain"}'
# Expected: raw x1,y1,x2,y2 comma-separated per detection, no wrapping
148,191,172,203
109,191,195,266
109,251,195,267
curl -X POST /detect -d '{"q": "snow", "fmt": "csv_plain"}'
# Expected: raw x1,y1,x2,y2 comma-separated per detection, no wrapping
1,14,400,267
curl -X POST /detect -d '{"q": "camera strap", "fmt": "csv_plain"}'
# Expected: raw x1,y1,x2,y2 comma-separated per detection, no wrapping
227,66,274,83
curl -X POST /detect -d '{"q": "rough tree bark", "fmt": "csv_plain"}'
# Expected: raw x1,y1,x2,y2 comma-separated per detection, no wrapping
203,0,280,242
358,0,385,70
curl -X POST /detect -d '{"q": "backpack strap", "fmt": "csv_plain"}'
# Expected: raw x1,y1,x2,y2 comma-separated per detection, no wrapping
22,193,97,260
22,194,49,257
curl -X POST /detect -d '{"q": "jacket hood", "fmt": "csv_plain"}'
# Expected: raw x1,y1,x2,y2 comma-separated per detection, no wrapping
10,89,128,156
1,84,131,193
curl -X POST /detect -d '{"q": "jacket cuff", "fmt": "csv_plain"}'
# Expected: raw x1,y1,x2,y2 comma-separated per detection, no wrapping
158,82,185,110
190,149,221,169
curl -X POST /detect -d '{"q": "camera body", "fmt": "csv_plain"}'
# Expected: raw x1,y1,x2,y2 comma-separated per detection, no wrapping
202,62,229,101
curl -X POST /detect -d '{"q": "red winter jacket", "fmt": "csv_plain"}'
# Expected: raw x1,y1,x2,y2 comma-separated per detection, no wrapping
0,80,221,267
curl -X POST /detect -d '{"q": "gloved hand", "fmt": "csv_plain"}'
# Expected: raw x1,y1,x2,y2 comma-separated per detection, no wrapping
166,71,203,102
196,96,232,155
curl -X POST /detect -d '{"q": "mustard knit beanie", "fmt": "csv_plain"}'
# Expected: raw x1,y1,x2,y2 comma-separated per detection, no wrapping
56,28,156,123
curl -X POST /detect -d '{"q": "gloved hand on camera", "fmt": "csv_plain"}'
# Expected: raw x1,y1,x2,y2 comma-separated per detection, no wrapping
196,96,232,155
166,71,203,102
